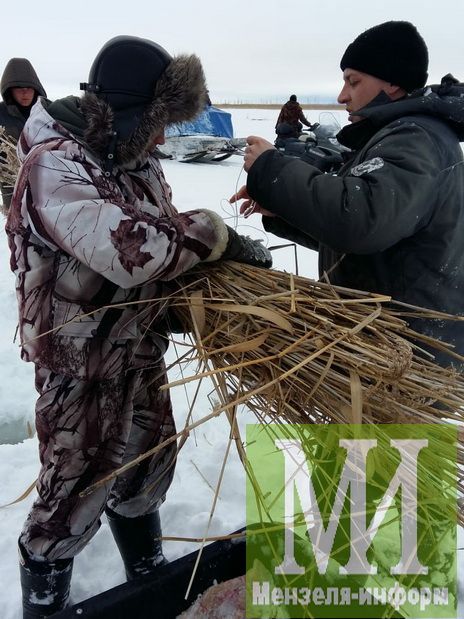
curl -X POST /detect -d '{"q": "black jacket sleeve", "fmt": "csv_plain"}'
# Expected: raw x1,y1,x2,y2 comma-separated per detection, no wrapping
262,216,319,251
247,123,441,255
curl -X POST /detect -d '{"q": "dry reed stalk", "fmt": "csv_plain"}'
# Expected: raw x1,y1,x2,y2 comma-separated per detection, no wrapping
0,127,19,188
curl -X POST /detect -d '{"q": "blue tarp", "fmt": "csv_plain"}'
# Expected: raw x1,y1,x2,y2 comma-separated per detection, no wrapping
166,105,234,139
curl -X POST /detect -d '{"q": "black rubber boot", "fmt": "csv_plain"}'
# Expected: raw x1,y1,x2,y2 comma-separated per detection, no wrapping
19,542,73,618
106,507,168,581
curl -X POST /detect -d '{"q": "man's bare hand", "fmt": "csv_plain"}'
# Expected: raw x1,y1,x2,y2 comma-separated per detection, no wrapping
229,186,275,218
244,135,275,172
229,185,251,206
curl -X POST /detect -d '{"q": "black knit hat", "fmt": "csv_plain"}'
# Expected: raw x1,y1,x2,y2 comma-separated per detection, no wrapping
80,35,208,168
340,21,429,92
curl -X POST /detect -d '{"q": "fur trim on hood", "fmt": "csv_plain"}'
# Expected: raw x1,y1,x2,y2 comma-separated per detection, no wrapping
80,54,208,167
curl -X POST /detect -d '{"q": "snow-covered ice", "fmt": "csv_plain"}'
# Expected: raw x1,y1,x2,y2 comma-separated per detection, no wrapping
0,107,461,619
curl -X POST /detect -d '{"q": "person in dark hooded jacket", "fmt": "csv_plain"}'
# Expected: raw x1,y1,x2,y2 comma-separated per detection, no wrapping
0,57,47,208
232,20,464,369
6,35,271,617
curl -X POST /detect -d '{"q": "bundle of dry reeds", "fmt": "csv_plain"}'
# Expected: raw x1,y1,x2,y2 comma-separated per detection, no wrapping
163,261,463,530
167,261,464,427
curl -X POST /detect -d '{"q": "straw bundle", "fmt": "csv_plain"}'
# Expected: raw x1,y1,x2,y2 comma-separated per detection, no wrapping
168,261,464,428
163,261,464,533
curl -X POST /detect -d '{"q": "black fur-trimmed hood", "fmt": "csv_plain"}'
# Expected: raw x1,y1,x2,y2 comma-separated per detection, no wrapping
80,53,208,168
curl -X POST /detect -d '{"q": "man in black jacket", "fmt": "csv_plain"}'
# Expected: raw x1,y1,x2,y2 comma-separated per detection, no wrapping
232,21,464,368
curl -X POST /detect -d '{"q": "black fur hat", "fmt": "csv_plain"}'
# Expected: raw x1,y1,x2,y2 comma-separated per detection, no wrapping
340,21,428,92
80,35,208,167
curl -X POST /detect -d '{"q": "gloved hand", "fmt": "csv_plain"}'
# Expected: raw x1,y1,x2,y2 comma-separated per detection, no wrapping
222,225,272,268
200,209,272,268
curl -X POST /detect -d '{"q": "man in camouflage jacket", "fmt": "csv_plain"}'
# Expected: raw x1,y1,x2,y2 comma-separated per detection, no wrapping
6,35,271,617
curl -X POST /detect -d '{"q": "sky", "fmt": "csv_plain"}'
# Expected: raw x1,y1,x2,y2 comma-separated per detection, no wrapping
1,0,464,102
0,108,463,618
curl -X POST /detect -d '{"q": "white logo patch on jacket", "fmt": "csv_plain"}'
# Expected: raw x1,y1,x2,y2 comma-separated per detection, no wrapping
351,157,385,177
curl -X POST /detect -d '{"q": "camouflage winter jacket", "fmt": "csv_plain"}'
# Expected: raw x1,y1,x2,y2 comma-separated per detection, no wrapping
6,98,228,380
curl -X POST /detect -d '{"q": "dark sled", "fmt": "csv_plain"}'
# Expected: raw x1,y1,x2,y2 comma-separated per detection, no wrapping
54,531,245,619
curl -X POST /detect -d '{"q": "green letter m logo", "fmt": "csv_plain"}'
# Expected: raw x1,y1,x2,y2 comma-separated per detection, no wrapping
246,424,457,618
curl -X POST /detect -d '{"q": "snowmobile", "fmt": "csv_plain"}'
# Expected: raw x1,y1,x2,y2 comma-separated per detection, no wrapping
274,112,349,173
158,105,246,163
158,135,246,163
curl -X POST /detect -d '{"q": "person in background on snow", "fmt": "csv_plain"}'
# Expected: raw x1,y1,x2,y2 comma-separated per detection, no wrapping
6,35,271,617
232,20,464,369
275,94,314,139
0,58,47,209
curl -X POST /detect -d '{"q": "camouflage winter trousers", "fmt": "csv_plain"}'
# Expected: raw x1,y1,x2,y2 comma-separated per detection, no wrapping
20,360,176,561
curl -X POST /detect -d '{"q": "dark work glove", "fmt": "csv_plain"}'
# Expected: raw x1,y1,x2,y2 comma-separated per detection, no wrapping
222,226,272,268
